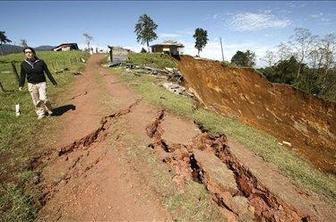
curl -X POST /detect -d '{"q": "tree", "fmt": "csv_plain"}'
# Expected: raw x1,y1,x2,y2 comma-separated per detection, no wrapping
316,33,336,95
289,28,317,78
83,33,93,51
245,50,256,67
0,31,12,55
193,28,208,56
262,50,277,67
260,56,300,84
277,42,292,61
20,39,28,48
319,33,336,74
231,50,256,67
134,14,158,52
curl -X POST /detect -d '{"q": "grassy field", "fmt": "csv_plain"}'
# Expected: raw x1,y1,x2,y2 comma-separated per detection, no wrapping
111,66,336,204
0,51,89,221
128,52,177,69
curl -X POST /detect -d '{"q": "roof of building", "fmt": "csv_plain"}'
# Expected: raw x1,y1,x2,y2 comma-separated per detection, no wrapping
150,40,184,48
53,43,78,49
107,45,131,51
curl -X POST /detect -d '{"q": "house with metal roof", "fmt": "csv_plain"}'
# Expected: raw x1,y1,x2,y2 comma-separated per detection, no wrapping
150,40,184,56
53,43,79,51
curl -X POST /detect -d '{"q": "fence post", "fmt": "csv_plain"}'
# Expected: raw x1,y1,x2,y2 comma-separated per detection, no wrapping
11,61,20,83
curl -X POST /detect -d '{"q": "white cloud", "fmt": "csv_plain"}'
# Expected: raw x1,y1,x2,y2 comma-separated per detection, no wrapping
159,33,181,38
227,11,291,31
310,12,332,24
177,30,193,36
321,17,331,22
287,2,306,9
311,12,324,18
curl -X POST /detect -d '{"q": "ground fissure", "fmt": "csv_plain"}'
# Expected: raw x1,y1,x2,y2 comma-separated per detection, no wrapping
34,54,335,221
145,109,309,222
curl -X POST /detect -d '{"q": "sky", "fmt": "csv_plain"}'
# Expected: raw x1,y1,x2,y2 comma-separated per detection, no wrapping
1,1,336,66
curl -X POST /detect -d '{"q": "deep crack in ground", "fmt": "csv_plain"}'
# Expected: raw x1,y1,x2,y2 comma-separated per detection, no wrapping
35,99,142,206
145,110,311,222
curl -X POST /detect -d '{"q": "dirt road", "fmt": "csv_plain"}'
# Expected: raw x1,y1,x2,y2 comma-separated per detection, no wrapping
37,54,173,221
36,54,335,222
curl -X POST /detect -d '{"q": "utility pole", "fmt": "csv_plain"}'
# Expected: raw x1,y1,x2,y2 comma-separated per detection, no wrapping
220,37,224,62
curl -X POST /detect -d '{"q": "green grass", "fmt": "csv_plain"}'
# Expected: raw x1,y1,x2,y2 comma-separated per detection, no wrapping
0,51,89,221
113,68,336,204
128,52,177,69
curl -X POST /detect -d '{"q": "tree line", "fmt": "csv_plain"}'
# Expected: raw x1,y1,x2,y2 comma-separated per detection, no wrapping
259,28,336,102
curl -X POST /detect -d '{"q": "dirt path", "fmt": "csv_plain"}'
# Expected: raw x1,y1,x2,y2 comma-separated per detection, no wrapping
37,54,335,222
37,54,171,221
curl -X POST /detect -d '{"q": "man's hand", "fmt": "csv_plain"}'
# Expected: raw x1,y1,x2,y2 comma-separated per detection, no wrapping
19,87,23,91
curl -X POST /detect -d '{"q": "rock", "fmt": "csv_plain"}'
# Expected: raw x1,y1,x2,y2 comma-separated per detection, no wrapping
282,141,292,147
232,196,255,222
162,82,186,95
165,67,174,72
193,149,238,195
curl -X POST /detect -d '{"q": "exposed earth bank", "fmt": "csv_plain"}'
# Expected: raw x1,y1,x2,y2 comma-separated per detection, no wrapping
35,54,335,221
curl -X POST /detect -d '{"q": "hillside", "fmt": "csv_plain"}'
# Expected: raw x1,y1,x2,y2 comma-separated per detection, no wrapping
0,44,23,54
178,55,336,174
0,44,56,55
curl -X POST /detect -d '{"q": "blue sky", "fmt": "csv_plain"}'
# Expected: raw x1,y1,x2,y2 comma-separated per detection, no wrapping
1,1,335,65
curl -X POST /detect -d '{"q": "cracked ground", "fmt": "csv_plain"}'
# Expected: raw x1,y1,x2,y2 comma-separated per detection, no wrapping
34,54,335,222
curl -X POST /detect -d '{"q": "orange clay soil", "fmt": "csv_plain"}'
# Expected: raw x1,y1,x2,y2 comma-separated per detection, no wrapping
178,55,336,174
32,55,335,221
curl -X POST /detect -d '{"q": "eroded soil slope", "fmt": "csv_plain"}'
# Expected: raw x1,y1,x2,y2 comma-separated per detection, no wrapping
178,56,336,174
34,55,335,221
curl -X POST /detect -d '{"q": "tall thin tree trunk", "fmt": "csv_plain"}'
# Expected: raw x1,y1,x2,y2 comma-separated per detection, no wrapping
147,41,150,53
296,60,303,78
0,44,3,56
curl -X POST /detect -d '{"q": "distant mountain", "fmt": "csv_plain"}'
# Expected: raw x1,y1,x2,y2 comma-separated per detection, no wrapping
35,45,55,51
0,44,56,55
0,44,23,54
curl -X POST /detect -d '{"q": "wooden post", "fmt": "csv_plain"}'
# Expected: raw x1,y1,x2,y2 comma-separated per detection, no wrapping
0,81,5,92
109,47,113,62
220,37,224,62
11,61,20,82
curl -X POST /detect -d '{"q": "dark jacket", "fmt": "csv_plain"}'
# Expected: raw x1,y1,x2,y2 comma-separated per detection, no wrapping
19,59,57,87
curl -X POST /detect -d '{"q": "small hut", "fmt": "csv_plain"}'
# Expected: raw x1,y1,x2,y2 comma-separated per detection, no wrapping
107,46,131,63
150,40,184,55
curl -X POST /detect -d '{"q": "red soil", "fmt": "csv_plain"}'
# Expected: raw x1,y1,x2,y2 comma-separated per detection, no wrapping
34,54,335,221
178,56,336,174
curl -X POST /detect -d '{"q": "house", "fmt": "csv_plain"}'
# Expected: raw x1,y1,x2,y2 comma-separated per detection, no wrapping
53,43,79,51
150,40,184,56
107,46,131,63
